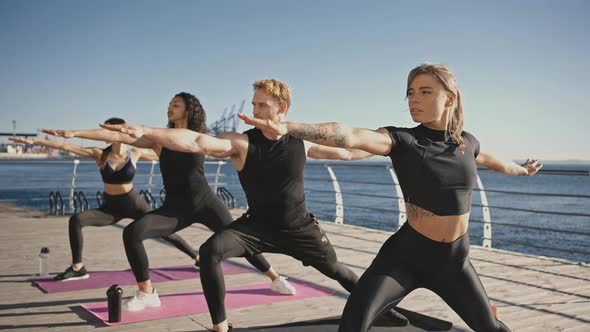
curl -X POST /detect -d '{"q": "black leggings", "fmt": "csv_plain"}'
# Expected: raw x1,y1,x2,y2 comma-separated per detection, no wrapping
123,193,271,282
68,190,195,264
338,222,510,332
200,217,359,324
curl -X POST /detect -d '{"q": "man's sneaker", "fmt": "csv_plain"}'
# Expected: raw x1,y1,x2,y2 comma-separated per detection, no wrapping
53,266,90,281
209,323,233,332
270,276,296,295
194,259,200,270
122,289,161,311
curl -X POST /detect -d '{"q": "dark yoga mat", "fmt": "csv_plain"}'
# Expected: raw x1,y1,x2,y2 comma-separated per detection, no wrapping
238,308,466,331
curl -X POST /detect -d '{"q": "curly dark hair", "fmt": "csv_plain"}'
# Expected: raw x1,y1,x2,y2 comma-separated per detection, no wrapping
167,92,207,133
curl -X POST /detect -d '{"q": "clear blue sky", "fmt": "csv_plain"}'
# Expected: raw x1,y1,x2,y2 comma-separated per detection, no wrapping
1,0,588,160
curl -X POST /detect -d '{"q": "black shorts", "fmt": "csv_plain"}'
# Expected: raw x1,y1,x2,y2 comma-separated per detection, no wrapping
225,213,337,266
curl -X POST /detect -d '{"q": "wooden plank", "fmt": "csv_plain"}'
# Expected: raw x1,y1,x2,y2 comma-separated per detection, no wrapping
0,207,588,332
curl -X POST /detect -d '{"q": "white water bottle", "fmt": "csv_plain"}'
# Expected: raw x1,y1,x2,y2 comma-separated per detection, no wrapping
39,247,50,276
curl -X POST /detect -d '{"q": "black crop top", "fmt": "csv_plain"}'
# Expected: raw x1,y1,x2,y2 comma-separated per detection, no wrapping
383,125,480,216
100,146,135,184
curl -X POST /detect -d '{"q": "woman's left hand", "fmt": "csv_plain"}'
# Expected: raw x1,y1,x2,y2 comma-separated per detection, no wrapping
521,159,543,176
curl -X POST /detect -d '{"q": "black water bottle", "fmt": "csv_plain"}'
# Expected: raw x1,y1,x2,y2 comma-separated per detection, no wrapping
106,284,123,322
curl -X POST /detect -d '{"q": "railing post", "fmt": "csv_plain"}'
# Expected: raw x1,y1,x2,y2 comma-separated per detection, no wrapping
96,191,104,207
72,192,79,213
212,161,224,193
56,192,64,216
325,165,344,224
388,166,406,230
69,159,80,214
48,191,55,215
148,160,157,194
79,191,88,211
476,175,493,248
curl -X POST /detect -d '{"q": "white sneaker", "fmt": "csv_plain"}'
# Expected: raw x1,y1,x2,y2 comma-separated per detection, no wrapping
271,276,296,295
122,289,161,311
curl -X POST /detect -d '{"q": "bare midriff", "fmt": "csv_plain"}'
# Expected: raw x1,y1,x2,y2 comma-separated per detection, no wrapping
103,182,134,196
405,202,469,243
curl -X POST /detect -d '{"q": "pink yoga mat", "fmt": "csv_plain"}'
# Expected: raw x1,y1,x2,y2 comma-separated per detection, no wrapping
81,280,335,326
32,262,252,293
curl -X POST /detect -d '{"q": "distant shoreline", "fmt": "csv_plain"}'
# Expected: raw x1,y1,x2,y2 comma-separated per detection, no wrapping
1,155,589,170
0,153,48,160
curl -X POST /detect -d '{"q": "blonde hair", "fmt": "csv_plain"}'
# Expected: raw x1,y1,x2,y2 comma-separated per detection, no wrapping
407,63,465,151
253,79,292,111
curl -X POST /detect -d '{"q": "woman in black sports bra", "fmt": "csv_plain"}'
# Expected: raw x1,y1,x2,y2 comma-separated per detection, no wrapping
12,118,199,282
240,64,543,332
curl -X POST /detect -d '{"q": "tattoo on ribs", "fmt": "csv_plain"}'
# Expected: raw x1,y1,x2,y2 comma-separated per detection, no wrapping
407,203,436,220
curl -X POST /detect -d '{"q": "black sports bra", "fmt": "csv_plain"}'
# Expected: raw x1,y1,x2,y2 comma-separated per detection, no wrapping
100,147,135,184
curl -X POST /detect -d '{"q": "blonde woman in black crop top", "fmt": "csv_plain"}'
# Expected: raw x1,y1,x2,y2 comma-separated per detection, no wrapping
240,64,543,332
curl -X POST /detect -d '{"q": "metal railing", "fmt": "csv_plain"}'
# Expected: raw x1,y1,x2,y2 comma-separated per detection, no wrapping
216,187,236,209
48,191,64,216
55,159,227,211
302,163,590,261
72,191,89,213
0,159,588,262
0,159,227,211
165,163,588,261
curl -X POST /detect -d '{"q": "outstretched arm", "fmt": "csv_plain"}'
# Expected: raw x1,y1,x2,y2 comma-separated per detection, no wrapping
9,137,102,161
476,150,543,176
41,128,155,149
238,114,393,155
136,148,160,161
100,124,244,159
304,141,373,160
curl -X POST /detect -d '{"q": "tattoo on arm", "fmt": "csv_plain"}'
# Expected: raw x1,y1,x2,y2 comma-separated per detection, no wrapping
290,123,348,148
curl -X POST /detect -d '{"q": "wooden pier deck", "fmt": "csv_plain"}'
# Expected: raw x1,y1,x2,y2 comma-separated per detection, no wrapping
0,205,588,331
